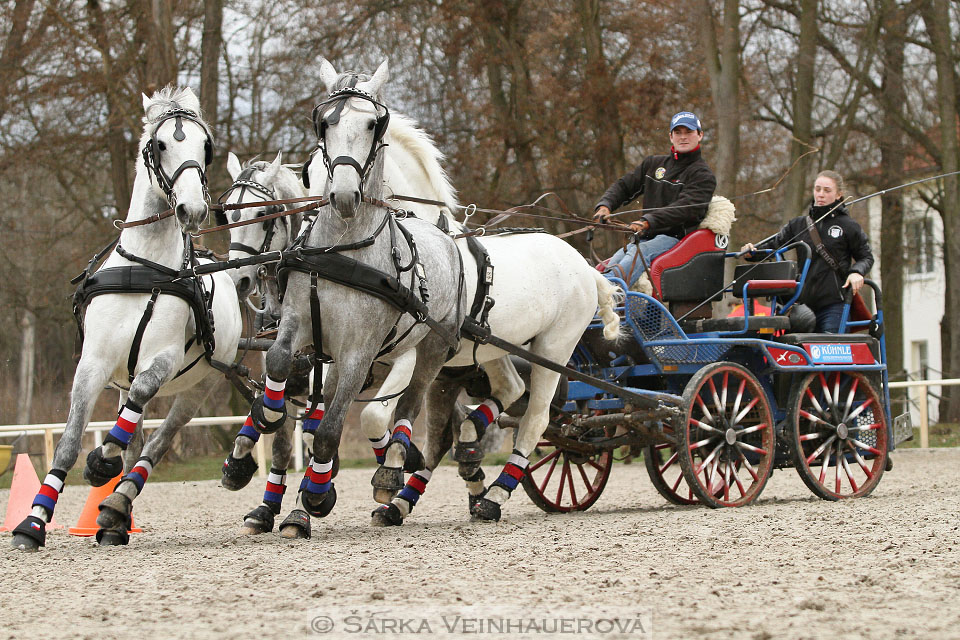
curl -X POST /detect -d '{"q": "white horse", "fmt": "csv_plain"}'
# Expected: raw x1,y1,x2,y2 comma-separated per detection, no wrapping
10,87,242,550
303,60,621,526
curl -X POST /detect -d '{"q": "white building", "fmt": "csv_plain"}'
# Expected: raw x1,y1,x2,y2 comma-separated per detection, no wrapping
867,179,943,424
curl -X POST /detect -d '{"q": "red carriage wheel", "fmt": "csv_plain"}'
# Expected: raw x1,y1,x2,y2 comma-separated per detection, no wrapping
676,362,776,508
521,439,613,513
788,371,887,500
644,439,699,505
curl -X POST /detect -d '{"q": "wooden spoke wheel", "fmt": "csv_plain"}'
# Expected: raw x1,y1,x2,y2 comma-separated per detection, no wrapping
644,437,699,505
676,362,776,508
521,437,613,513
788,371,887,500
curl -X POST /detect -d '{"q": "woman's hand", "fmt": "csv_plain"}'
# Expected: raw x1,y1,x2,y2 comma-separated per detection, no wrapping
844,272,864,294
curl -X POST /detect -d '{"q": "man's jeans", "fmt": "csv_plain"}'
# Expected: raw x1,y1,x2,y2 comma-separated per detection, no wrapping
604,235,680,287
814,302,845,333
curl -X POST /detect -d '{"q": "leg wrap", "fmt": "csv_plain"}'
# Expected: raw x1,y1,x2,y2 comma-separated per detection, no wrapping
104,400,143,449
263,467,287,514
390,420,413,450
491,450,530,495
300,457,333,496
369,430,390,465
238,415,261,442
123,457,154,496
302,402,325,437
262,375,286,410
32,469,67,517
465,398,504,437
397,469,432,509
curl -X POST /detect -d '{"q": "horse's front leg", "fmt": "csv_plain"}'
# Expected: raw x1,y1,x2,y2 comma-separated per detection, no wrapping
96,373,218,545
298,348,376,520
10,357,112,550
240,418,294,536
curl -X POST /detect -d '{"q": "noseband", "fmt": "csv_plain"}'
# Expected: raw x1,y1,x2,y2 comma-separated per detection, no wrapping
307,81,390,196
141,108,213,205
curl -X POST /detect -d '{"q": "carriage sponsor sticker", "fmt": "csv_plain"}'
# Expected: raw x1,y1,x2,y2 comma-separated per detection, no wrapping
806,343,853,364
655,167,666,179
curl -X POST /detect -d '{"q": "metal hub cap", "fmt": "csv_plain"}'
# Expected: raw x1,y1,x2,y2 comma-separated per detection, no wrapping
836,423,849,439
725,428,738,445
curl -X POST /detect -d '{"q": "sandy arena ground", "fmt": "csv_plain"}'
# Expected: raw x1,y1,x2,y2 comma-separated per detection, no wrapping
1,447,958,639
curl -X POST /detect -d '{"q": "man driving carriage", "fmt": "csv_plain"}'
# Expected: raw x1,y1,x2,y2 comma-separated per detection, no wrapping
592,111,717,286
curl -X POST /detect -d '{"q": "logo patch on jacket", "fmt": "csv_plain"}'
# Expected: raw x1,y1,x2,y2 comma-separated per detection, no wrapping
655,167,666,179
827,225,843,238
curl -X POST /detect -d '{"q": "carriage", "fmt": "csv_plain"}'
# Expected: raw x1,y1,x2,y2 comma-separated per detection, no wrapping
503,228,912,511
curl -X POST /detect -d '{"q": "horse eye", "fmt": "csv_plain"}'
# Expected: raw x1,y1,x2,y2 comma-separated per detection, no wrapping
367,120,376,130
157,141,167,151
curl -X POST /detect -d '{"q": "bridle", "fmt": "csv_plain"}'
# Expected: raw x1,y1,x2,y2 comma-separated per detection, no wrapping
302,79,390,195
217,166,287,257
141,108,213,205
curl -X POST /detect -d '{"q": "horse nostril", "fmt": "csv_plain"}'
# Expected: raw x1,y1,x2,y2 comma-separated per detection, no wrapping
352,190,360,207
175,203,188,219
237,276,251,294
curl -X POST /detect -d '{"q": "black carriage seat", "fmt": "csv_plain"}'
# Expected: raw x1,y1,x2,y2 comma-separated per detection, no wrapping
681,261,799,334
651,229,727,305
775,332,880,363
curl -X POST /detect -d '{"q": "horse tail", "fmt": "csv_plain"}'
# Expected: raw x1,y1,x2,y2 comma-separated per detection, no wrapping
592,270,623,341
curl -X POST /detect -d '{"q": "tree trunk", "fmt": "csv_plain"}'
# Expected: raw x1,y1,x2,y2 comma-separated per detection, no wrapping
877,0,906,384
782,0,818,218
17,310,35,424
576,0,624,187
200,0,223,126
87,0,133,210
697,0,741,196
920,0,960,421
135,0,178,91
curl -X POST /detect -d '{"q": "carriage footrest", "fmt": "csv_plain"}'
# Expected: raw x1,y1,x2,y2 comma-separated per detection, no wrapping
682,315,790,334
893,411,913,446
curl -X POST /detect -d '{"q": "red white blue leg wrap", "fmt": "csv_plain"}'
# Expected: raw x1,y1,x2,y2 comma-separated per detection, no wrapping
492,451,529,494
32,469,67,516
369,430,390,465
263,467,287,514
466,398,503,433
397,469,432,508
390,420,413,450
124,456,154,495
302,402,325,436
105,400,143,449
238,414,261,442
263,375,286,410
299,457,333,495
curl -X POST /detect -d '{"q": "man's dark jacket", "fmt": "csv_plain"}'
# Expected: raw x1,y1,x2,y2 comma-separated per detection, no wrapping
754,201,874,310
595,147,717,240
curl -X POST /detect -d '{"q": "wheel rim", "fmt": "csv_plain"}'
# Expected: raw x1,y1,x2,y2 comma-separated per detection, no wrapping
524,439,613,512
646,439,699,505
680,364,775,507
792,372,887,499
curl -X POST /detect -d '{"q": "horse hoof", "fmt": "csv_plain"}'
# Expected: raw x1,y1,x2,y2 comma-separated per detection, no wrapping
301,485,337,518
250,396,286,435
279,509,311,539
95,528,129,546
241,505,275,535
371,466,403,504
83,447,123,487
470,497,502,522
371,503,403,527
458,461,482,481
468,493,484,513
454,440,484,464
10,515,46,550
96,492,132,530
221,453,258,491
403,443,425,473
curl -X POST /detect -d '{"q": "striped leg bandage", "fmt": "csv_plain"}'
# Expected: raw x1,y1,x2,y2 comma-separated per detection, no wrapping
262,376,286,411
369,430,390,465
302,402,325,435
263,467,287,514
397,469,432,509
124,457,154,495
390,420,413,450
32,469,68,517
299,457,333,495
238,414,261,442
105,400,143,449
491,450,530,494
466,398,504,434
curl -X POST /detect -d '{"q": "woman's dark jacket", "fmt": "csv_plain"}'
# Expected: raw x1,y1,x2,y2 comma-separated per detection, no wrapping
595,147,717,240
754,201,874,310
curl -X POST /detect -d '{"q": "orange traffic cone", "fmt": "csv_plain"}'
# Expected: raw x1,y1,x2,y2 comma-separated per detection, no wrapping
68,474,142,536
1,454,62,532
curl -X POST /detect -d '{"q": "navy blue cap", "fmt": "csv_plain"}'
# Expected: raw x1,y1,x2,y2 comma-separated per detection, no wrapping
670,111,702,132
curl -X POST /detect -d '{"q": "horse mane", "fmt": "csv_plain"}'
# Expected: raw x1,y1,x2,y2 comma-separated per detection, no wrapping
385,113,460,211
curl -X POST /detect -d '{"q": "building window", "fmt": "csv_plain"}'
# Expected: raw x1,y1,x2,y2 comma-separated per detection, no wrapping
905,217,935,274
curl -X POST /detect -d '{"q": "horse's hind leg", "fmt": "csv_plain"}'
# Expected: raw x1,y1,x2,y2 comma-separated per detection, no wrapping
11,359,112,550
455,357,523,495
365,351,417,503
241,418,294,536
96,373,216,546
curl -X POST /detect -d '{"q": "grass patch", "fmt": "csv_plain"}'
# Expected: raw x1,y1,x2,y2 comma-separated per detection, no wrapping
897,423,960,449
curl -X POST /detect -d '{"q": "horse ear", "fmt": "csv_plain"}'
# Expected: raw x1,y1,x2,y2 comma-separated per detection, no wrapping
360,59,389,97
142,93,152,112
263,151,282,182
227,152,243,180
319,58,338,94
179,87,201,114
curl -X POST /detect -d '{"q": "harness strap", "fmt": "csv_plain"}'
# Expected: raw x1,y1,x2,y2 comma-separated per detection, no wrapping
128,290,160,382
115,243,182,277
308,273,325,412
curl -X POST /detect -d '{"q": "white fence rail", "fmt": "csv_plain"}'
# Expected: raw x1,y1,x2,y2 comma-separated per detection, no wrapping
0,416,305,476
888,377,960,448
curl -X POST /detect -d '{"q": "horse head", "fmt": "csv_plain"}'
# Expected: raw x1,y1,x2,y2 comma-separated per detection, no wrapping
314,58,390,219
223,151,302,324
139,87,213,233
